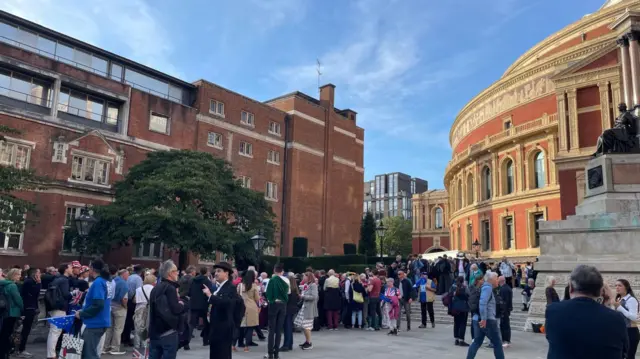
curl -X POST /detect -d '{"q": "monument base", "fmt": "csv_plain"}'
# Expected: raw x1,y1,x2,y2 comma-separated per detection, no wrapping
525,154,640,331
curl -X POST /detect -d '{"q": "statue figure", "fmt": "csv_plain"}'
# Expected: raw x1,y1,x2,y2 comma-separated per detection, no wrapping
593,103,640,157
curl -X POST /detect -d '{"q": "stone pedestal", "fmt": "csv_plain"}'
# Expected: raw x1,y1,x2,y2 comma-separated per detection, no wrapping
525,154,640,331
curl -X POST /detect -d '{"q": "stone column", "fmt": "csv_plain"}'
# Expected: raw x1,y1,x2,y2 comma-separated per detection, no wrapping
491,153,499,198
598,82,611,130
628,32,640,106
611,81,622,111
567,89,579,151
557,92,568,152
516,144,525,192
547,134,558,185
618,36,633,106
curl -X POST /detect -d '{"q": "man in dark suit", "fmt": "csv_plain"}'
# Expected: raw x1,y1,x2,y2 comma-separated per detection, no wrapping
397,271,415,331
203,262,242,359
546,265,628,359
498,276,513,347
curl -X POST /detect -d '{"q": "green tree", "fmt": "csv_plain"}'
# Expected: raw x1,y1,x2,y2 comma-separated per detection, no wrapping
376,216,413,257
0,125,45,227
87,150,276,268
358,212,377,256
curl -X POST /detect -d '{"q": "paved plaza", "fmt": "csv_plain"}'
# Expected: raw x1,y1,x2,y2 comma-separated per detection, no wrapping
23,324,549,359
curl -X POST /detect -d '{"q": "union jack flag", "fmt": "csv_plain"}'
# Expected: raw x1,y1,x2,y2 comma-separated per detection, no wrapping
132,342,149,359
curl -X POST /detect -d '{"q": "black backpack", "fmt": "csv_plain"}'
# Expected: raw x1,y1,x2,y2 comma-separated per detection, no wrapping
232,292,246,327
45,283,66,311
0,282,11,318
468,286,483,314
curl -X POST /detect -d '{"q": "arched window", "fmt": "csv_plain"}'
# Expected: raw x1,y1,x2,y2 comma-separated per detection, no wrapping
435,207,443,229
505,159,514,195
467,175,474,205
534,151,546,189
457,181,463,209
482,167,492,200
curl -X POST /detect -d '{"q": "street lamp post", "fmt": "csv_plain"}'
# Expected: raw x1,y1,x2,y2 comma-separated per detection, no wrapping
472,238,481,259
74,206,97,264
376,222,387,262
251,233,266,272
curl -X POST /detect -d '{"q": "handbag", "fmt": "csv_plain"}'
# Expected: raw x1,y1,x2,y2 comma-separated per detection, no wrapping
353,291,364,303
59,332,84,359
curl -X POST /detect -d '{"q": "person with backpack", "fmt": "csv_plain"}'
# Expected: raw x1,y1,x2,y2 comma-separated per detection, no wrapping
76,259,112,359
148,260,186,359
467,273,484,341
0,268,24,359
202,261,244,359
465,271,505,359
45,263,72,359
450,276,470,347
133,274,155,349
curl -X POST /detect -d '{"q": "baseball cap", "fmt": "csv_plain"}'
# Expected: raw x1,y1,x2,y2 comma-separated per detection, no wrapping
71,261,82,269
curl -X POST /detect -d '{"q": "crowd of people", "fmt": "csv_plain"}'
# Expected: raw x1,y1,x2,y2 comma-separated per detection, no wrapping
0,253,636,359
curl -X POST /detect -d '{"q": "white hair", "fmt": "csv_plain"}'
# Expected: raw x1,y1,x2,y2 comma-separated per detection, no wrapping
484,271,498,282
546,276,556,287
158,259,177,279
470,264,478,271
328,270,335,276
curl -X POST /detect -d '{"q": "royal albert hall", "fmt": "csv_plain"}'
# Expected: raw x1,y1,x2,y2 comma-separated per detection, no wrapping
441,0,640,261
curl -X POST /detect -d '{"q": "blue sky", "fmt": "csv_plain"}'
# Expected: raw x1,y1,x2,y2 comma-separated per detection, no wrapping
2,0,608,188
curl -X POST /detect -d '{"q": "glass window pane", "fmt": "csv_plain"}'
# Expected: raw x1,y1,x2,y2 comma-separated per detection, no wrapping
87,96,104,122
36,36,56,57
69,91,87,118
0,69,10,96
125,68,169,98
110,64,122,81
73,48,92,71
7,233,20,249
91,56,108,75
9,73,31,102
57,89,69,112
0,22,17,43
168,84,182,102
106,104,119,125
16,28,37,49
84,158,95,182
150,114,168,133
56,43,74,65
152,243,162,258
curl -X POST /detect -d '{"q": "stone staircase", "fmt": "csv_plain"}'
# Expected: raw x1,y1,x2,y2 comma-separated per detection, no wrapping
407,294,531,331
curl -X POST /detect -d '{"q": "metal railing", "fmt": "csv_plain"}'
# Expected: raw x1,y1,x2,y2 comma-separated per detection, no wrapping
58,103,118,125
0,35,185,104
0,85,52,108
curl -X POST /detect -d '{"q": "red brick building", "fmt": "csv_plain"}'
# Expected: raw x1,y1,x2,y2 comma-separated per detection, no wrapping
0,11,364,268
422,0,634,260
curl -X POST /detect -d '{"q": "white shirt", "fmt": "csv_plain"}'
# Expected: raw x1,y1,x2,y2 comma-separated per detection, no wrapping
135,284,154,308
344,279,351,298
617,294,639,325
214,280,228,295
499,262,514,278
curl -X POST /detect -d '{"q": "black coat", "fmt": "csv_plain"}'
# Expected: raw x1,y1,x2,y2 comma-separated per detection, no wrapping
149,278,186,340
499,284,513,314
323,287,342,311
546,297,628,359
208,281,239,342
399,278,415,301
349,282,366,311
21,277,41,310
189,275,214,311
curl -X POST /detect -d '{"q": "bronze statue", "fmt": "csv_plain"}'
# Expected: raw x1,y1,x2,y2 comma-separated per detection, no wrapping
593,103,640,157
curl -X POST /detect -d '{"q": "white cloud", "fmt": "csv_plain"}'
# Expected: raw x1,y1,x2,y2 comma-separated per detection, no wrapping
1,0,182,79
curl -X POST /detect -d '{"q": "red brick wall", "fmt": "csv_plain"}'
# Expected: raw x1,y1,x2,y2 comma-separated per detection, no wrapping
578,111,602,148
578,50,619,73
539,23,612,59
559,169,580,219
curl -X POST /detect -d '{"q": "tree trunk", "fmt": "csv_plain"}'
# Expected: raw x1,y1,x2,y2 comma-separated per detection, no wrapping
178,249,188,271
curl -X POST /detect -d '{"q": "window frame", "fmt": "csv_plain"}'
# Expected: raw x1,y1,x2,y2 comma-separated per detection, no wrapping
58,86,120,125
133,241,164,260
0,139,32,169
265,181,278,201
239,141,253,158
61,205,84,253
268,121,282,136
240,175,252,189
481,219,491,251
69,153,111,187
207,132,223,149
434,207,443,229
533,151,546,189
209,99,225,117
240,110,255,127
149,112,170,135
482,167,492,200
267,150,280,165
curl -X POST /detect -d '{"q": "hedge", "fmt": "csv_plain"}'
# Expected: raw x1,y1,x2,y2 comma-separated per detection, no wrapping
260,255,395,274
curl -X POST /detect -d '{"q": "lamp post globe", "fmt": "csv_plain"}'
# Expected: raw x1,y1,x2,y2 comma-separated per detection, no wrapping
251,234,266,271
75,206,97,237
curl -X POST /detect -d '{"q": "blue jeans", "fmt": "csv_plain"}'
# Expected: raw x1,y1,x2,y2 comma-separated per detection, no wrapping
282,311,294,349
351,310,363,327
149,332,179,359
466,320,504,359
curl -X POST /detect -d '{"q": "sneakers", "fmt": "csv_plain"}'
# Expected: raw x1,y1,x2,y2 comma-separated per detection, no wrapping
110,350,126,355
458,341,470,347
503,342,511,348
301,342,313,350
15,352,33,358
366,327,375,331
418,325,426,328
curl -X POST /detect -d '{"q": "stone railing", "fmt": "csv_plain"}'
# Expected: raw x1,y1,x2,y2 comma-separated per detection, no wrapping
445,113,558,179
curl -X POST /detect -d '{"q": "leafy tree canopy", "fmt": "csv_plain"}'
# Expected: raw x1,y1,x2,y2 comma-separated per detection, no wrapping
358,212,376,256
87,150,276,262
376,216,413,257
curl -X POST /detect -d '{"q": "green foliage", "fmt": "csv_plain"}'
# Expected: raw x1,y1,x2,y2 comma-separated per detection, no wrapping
0,126,46,227
376,216,413,257
358,212,376,256
87,150,276,262
260,254,395,274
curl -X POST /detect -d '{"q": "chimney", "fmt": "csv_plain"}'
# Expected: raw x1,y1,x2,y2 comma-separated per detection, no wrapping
319,83,336,109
